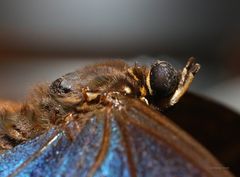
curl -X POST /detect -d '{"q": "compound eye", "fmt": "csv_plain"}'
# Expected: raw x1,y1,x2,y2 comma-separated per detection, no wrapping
150,61,179,98
50,78,72,95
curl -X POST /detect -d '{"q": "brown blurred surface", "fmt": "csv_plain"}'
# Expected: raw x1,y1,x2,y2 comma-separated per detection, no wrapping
166,92,240,176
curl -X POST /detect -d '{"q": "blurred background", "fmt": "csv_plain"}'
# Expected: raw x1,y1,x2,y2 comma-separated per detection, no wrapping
0,0,239,113
0,1,240,175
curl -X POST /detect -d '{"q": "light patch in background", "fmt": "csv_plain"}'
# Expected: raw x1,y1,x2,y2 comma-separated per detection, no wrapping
204,78,240,114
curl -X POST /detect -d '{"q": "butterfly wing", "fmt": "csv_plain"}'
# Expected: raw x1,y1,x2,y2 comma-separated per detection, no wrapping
0,128,63,176
112,98,233,177
0,116,108,177
0,97,233,177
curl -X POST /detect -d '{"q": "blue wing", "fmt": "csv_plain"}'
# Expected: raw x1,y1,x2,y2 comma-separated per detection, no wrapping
0,98,232,177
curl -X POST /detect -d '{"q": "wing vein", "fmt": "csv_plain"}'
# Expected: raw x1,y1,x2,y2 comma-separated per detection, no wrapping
116,113,137,177
87,112,111,177
8,130,61,177
121,108,215,177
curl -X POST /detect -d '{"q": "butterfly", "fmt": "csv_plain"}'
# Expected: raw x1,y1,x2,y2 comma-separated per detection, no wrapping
0,58,233,177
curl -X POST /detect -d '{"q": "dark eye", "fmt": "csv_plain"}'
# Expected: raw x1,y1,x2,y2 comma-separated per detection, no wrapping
150,61,179,98
50,78,72,95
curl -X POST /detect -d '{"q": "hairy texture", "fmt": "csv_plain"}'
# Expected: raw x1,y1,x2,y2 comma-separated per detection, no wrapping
0,83,66,152
0,101,34,151
27,83,66,126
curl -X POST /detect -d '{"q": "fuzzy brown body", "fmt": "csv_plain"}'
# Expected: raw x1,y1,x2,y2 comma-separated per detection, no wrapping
0,60,148,151
0,59,198,152
0,60,198,151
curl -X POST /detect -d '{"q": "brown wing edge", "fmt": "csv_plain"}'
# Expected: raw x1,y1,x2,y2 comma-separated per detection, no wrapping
124,98,234,177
